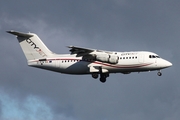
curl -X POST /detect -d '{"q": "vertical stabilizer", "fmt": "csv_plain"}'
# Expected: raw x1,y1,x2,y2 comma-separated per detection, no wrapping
7,30,53,60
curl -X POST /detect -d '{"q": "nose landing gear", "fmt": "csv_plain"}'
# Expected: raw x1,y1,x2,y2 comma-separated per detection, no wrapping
157,71,162,76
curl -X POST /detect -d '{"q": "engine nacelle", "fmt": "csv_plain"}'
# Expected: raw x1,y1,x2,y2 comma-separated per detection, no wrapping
95,53,119,64
109,55,119,64
96,53,109,62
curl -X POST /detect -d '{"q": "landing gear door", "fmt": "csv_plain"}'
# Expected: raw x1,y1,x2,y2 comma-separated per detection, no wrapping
139,54,144,63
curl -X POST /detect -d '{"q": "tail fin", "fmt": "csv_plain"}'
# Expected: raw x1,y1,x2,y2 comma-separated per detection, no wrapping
7,30,53,60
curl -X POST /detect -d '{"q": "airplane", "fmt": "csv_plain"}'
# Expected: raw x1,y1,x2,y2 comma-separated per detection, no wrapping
7,30,172,83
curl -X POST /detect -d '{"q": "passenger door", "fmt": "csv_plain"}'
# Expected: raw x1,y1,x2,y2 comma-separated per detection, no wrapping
138,54,144,63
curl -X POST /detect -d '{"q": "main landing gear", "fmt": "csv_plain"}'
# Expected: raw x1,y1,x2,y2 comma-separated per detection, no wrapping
99,73,109,83
99,66,109,83
91,73,109,83
91,67,109,83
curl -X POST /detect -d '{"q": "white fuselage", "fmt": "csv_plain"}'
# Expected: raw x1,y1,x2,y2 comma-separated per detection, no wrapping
28,51,172,75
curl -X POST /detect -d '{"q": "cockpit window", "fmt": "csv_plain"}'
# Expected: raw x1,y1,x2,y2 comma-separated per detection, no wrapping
149,55,155,58
149,55,160,58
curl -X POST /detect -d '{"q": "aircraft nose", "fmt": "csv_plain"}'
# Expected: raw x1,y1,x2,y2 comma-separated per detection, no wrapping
163,60,172,68
157,59,172,68
166,61,172,67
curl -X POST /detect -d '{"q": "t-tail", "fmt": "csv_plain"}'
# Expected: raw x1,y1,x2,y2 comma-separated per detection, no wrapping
7,30,54,61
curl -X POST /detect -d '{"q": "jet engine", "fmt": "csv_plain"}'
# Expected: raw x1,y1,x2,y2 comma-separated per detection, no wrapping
95,53,119,64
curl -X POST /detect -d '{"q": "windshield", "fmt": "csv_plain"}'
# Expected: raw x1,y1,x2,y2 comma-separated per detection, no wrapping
149,55,160,58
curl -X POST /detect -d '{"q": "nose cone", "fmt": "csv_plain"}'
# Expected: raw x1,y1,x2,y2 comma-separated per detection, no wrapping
165,61,172,67
159,59,172,68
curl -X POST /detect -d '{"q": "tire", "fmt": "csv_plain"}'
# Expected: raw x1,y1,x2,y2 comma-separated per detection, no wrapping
100,77,106,83
157,72,162,76
92,73,99,79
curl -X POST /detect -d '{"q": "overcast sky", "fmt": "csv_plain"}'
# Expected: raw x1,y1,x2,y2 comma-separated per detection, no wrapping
0,0,179,120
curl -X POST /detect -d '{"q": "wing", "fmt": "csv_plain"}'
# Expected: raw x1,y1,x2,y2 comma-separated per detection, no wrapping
68,46,118,64
68,46,98,56
67,46,113,56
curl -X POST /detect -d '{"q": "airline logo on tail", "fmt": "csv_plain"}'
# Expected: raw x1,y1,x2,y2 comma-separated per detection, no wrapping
26,38,47,57
26,38,39,49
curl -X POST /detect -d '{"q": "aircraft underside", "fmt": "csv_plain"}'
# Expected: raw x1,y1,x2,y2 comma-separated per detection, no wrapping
29,60,163,83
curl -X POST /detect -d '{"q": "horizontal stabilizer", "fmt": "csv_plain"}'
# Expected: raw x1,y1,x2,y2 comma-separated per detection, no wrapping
7,30,33,38
7,30,53,60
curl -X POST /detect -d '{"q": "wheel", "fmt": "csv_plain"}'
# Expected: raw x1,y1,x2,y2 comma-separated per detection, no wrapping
157,72,162,76
100,77,106,83
92,73,99,79
99,73,107,83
